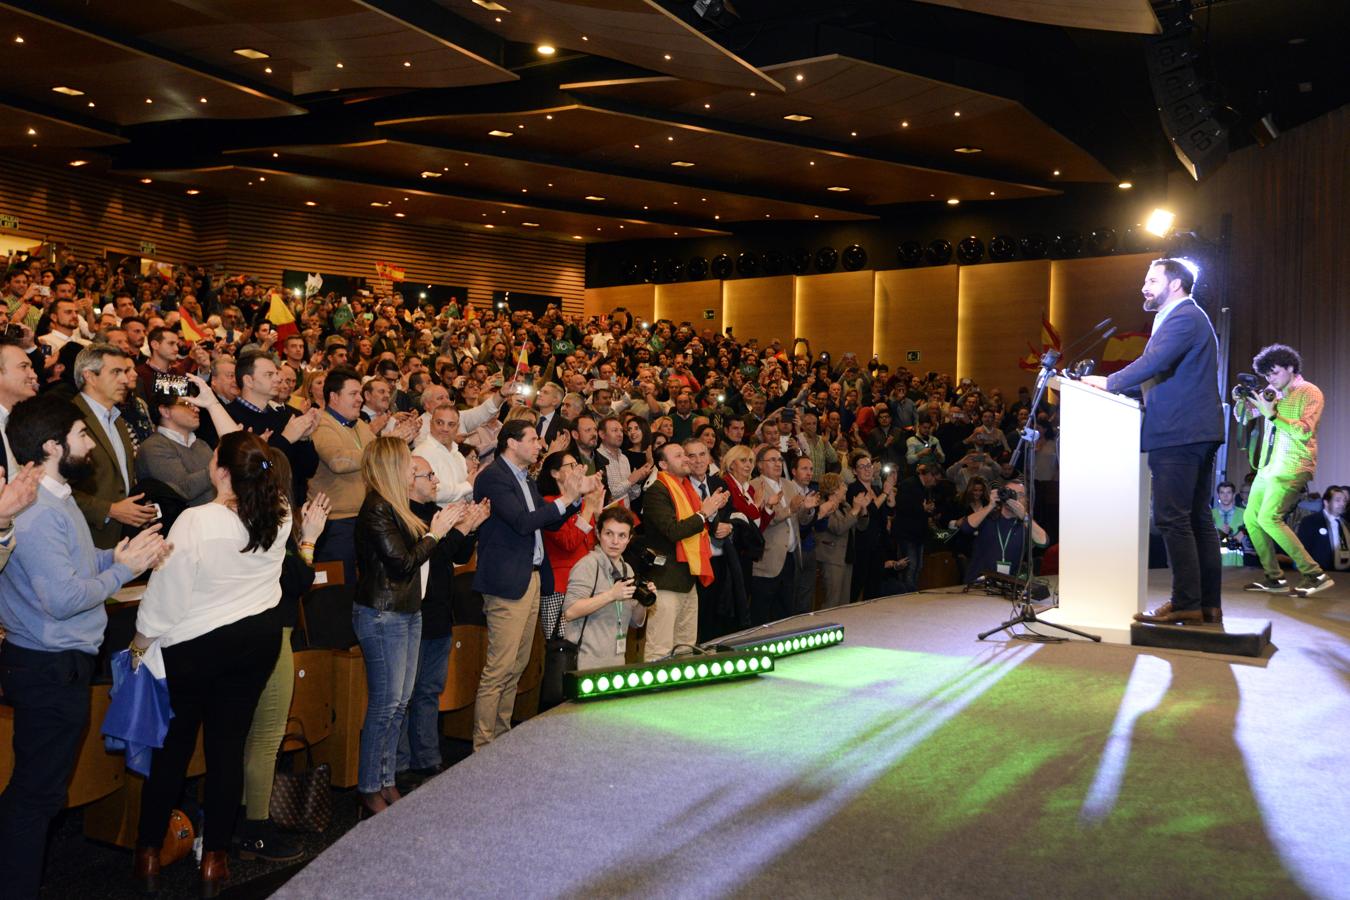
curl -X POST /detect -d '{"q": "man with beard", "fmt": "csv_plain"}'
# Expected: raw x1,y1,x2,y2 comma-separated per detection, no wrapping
0,394,169,899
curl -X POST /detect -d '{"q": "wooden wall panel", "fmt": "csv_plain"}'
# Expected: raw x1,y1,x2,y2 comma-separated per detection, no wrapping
958,259,1052,393
874,266,960,376
584,284,654,323
723,275,793,345
794,270,875,361
1050,253,1155,351
654,280,722,332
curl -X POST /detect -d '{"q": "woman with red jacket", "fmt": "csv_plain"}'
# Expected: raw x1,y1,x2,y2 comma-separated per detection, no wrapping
720,444,777,530
538,450,605,635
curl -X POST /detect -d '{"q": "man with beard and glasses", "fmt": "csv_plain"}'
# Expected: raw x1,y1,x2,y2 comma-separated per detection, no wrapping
0,394,170,900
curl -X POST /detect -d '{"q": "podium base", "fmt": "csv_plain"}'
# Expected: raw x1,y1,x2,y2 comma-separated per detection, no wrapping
1130,616,1272,658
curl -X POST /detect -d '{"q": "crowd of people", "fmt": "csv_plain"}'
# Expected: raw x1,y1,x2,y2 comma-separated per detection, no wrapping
2,249,1340,896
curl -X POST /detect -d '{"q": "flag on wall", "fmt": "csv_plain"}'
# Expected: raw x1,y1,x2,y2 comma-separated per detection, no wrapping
266,291,299,341
1018,313,1062,370
178,307,208,344
1098,331,1150,374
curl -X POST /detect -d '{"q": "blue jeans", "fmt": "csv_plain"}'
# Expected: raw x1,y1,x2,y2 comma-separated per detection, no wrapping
397,634,454,773
353,606,421,793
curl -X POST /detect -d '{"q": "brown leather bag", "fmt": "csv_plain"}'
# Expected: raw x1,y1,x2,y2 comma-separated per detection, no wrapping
160,809,195,866
270,721,334,833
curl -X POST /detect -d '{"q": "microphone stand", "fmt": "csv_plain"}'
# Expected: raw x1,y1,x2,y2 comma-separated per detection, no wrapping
978,340,1101,643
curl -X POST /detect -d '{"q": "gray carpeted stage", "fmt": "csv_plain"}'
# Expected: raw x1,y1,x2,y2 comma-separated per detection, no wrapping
276,570,1350,900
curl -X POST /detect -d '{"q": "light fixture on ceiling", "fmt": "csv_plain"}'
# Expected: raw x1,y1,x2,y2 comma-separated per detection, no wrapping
258,176,265,181
537,44,556,56
795,73,804,82
749,92,756,98
484,223,495,228
25,127,36,136
664,54,672,61
953,110,961,117
370,201,389,207
783,113,812,122
145,98,153,104
522,222,539,227
1052,169,1061,176
199,97,208,103
671,161,695,167
850,131,857,137
335,62,344,68
140,178,153,184
901,120,910,128
403,61,412,67
14,36,24,44
186,189,200,195
395,212,406,217
989,191,996,196
946,198,959,205
272,152,279,158
264,67,272,74
1118,181,1133,189
420,171,442,178
305,201,317,206
471,0,509,10
52,86,84,96
1145,208,1176,237
954,146,982,154
827,186,850,192
585,195,605,201
233,48,269,60
572,235,583,239
813,214,820,218
714,214,720,220
703,103,711,109
521,188,527,192
68,160,88,167
545,114,552,120
488,130,513,137
87,102,95,107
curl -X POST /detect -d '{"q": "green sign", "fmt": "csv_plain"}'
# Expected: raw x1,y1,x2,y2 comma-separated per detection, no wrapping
0,214,18,230
703,308,716,320
139,240,156,257
906,350,921,362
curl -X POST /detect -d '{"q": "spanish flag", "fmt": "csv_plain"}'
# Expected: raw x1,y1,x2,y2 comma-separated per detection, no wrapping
178,307,208,344
1018,313,1062,370
514,342,531,379
266,291,299,341
1098,331,1150,374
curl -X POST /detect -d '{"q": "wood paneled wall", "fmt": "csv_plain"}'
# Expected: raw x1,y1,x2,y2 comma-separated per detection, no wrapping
1050,252,1155,348
875,266,960,378
723,275,793,344
958,260,1052,392
655,280,721,333
795,270,875,360
584,283,654,323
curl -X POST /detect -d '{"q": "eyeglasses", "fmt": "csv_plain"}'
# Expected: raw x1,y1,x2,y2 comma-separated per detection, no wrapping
413,471,438,481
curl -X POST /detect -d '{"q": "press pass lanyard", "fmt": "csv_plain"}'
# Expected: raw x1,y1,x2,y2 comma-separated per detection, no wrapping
996,519,1016,574
611,563,629,656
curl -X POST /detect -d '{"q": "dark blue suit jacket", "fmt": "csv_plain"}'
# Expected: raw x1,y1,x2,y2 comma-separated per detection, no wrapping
1296,512,1343,573
472,457,572,599
1105,298,1224,452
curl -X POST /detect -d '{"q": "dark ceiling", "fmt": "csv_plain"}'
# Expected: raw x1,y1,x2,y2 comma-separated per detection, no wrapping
1,0,1344,244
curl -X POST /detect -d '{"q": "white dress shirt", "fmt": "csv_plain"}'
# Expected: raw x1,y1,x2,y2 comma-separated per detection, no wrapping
413,434,474,505
81,392,131,493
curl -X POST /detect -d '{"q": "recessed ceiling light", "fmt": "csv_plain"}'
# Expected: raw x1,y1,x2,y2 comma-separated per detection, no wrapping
140,178,153,184
850,131,857,137
946,198,959,205
258,176,265,181
52,86,84,96
537,44,556,56
395,212,406,217
13,36,24,44
335,62,344,68
186,189,200,195
667,136,674,141
749,92,756,98
795,73,804,82
264,67,272,74
370,201,388,207
488,130,513,137
25,127,36,136
584,195,605,201
471,0,509,10
954,146,982,154
809,161,815,166
233,48,270,60
68,160,88,167
199,97,208,103
673,231,679,235
145,98,153,104
485,223,495,228
664,54,672,61
572,235,583,239
989,191,996,196
633,143,640,149
582,36,588,41
1118,181,1133,189
814,214,820,218
403,61,412,67
1052,169,1061,176
305,201,317,206
783,113,812,122
522,222,539,227
704,103,711,109
545,114,552,120
520,188,527,192
714,215,720,220
87,102,95,107
953,111,961,117
764,214,770,218
420,171,442,178
901,120,909,127
671,160,695,167
827,186,850,192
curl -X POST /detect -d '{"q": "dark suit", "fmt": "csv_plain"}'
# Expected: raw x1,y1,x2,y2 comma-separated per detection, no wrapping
1297,511,1348,573
71,394,138,549
1106,297,1224,611
535,410,570,447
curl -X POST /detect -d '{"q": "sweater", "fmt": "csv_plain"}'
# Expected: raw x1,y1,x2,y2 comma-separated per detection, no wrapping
308,410,376,519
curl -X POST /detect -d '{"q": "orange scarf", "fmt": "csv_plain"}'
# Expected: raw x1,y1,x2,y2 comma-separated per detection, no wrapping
656,472,714,586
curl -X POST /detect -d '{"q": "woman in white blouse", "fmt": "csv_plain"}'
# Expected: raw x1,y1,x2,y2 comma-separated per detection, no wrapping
129,431,291,897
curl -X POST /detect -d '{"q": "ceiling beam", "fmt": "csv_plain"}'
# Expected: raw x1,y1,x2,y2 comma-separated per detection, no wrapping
348,0,517,80
0,0,306,114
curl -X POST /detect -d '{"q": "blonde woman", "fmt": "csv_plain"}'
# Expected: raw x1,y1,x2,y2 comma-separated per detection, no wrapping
721,443,769,529
353,437,461,817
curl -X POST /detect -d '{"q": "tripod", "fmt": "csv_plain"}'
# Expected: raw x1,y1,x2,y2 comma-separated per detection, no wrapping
976,347,1101,643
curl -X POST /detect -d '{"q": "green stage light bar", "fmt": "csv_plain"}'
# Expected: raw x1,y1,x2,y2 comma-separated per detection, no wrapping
716,623,845,659
564,651,773,701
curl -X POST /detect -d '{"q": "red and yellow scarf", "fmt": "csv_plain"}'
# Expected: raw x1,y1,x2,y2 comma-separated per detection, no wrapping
656,472,714,586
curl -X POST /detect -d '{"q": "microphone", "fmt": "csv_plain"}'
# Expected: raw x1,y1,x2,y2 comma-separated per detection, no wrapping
1063,327,1117,379
1060,317,1114,360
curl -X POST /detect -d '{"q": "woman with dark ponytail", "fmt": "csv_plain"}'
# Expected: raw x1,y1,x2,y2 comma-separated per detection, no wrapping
129,431,293,897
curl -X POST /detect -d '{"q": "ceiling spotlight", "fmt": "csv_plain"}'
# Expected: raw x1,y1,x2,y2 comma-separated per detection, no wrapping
233,48,270,60
989,191,996,196
1118,181,1133,189
667,136,674,141
584,195,605,201
420,171,442,178
953,110,961,117
946,198,959,205
199,97,208,103
264,67,272,74
850,131,857,137
901,120,909,128
795,73,804,82
186,189,200,195
954,146,982,154
305,201,317,206
1052,169,1061,176
488,130,513,137
827,186,850,192
395,212,406,217
68,160,88,167
14,36,24,44
704,103,711,109
258,176,265,181
403,61,412,67
664,54,672,61
573,235,583,239
1145,208,1176,237
471,0,509,10
537,44,556,56
145,98,153,104
671,160,695,167
25,127,36,136
370,201,388,207
485,223,495,228
335,62,344,68
140,178,153,184
52,86,85,96
783,113,812,122
87,102,95,107
522,222,540,227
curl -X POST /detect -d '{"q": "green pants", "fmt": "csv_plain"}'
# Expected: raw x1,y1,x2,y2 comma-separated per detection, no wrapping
242,627,294,819
1244,472,1324,579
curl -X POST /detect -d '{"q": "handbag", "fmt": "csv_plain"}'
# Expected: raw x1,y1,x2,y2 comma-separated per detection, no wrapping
159,809,195,867
270,719,334,833
539,567,598,712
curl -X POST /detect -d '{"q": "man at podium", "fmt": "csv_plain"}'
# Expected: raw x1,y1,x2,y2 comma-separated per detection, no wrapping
1082,258,1225,625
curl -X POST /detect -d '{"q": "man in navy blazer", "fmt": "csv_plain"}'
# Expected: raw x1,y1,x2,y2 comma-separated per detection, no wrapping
1084,258,1224,626
471,418,601,750
1296,486,1348,574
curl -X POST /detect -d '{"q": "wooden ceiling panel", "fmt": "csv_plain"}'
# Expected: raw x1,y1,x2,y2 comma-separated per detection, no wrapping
119,165,729,243
569,56,1115,183
0,104,125,150
914,0,1160,35
384,106,1056,209
225,139,871,224
437,0,781,91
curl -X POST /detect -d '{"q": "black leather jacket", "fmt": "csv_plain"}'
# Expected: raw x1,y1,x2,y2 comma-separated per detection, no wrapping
355,493,439,613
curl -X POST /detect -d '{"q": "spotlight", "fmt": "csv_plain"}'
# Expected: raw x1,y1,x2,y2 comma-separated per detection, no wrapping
565,650,770,700
717,624,845,658
1145,208,1176,237
956,236,985,264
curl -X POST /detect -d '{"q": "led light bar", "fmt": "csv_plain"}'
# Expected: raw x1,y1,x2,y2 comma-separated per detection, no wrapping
565,651,772,701
717,623,845,659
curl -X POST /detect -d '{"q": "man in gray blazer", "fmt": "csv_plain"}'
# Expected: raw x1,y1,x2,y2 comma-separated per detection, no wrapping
1084,258,1224,625
748,444,818,625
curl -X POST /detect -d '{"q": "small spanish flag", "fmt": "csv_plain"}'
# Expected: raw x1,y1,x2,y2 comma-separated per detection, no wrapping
514,342,531,379
179,307,208,344
1018,313,1062,370
1098,331,1150,374
266,291,299,341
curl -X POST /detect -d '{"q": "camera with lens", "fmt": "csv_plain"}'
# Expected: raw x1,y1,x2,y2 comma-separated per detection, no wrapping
154,373,199,398
624,547,664,608
1231,372,1276,404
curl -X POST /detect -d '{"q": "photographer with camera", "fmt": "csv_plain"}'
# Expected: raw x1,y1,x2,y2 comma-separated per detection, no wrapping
959,478,1047,586
562,506,653,669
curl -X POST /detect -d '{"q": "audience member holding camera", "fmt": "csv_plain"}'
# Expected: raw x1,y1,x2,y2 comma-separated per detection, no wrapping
562,506,653,669
136,372,241,508
958,478,1047,586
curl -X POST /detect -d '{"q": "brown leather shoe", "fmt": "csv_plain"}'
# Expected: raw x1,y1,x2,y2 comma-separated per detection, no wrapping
132,845,161,895
1135,604,1203,625
1202,607,1223,625
199,850,230,899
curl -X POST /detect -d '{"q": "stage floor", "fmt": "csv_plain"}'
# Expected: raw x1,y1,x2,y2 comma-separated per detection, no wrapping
277,569,1350,899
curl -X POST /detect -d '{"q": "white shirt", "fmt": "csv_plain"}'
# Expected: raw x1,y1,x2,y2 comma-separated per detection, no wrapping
1150,295,1192,335
412,434,475,505
40,473,72,500
137,503,291,648
157,425,196,449
0,403,17,475
417,393,502,444
38,330,90,354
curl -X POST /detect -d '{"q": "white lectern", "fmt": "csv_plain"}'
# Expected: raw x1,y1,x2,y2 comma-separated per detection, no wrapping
1039,377,1150,644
